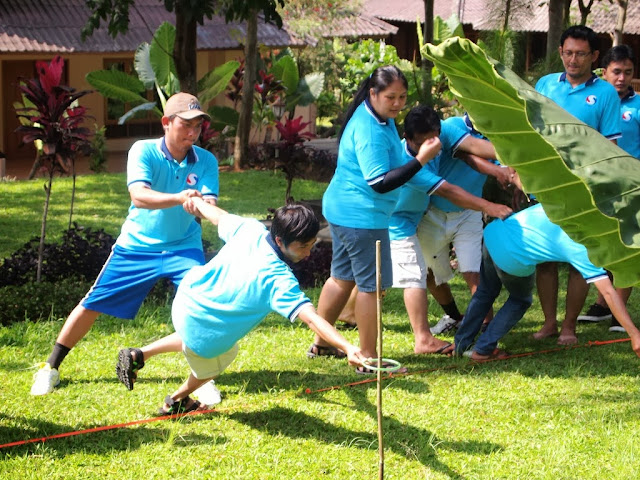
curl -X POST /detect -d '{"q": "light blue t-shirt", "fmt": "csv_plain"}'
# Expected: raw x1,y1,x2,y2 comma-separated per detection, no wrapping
172,214,312,359
429,116,485,213
117,138,219,252
619,88,640,159
535,72,621,140
484,203,608,281
388,121,467,240
323,100,404,229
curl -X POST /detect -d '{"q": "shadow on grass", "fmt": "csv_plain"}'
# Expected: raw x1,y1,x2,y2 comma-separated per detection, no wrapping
0,411,226,456
229,402,498,479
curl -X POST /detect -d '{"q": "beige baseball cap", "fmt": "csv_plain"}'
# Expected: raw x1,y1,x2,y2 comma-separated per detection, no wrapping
164,92,210,120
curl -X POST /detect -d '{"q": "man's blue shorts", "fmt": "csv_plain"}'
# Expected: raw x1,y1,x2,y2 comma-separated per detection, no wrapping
81,245,205,319
329,223,392,292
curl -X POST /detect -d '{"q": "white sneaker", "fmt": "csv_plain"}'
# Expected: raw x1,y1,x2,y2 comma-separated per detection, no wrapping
430,315,460,335
31,363,60,396
193,380,222,407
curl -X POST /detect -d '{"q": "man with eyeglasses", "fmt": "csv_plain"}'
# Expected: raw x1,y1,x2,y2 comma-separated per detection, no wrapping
533,25,621,346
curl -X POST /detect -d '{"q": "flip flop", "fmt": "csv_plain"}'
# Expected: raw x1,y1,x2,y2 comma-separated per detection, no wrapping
469,348,510,361
434,342,454,355
307,343,347,359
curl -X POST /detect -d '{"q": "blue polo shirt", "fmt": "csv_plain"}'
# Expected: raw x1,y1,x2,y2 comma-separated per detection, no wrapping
172,214,312,359
619,88,640,159
429,116,486,213
117,138,219,252
388,122,466,240
535,72,621,140
484,203,608,281
323,99,404,229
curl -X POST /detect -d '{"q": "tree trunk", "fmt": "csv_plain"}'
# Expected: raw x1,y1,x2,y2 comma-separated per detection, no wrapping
68,159,76,230
578,0,596,26
546,0,566,69
613,0,628,46
421,0,434,106
174,7,198,94
233,9,258,171
37,174,53,283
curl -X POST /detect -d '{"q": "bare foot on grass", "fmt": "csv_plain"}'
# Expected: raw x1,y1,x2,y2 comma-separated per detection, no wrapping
415,338,453,355
557,332,578,345
532,324,559,340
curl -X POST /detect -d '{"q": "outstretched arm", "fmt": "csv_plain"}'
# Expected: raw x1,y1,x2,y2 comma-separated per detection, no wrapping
435,181,512,219
594,278,640,357
456,152,514,188
297,305,365,367
184,196,228,226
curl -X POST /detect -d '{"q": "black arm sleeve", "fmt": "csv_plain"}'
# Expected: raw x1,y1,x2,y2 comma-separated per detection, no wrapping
369,158,422,193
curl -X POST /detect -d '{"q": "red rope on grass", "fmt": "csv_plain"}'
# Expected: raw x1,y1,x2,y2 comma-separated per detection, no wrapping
0,337,631,450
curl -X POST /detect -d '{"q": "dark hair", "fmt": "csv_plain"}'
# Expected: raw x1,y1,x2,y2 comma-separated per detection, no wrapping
602,44,635,68
338,65,408,141
560,25,599,53
270,203,319,246
404,105,441,139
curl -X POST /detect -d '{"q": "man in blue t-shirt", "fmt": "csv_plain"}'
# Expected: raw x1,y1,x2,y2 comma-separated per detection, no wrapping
577,44,640,330
417,114,514,336
533,25,622,346
116,201,365,414
453,200,640,361
389,106,511,354
31,93,220,396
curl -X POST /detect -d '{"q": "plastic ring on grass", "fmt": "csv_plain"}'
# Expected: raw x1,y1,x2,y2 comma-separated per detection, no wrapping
362,358,402,372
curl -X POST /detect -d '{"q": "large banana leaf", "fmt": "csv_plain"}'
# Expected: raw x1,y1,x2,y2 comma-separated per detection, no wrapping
270,55,299,95
197,60,241,105
134,43,155,90
424,37,640,287
150,22,177,90
85,70,148,105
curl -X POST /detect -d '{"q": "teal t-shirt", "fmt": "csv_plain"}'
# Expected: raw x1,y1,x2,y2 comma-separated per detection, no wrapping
118,138,219,252
484,203,608,281
323,100,404,229
172,215,311,359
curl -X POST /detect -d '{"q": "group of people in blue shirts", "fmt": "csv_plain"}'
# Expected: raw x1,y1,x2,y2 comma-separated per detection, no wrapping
29,26,640,414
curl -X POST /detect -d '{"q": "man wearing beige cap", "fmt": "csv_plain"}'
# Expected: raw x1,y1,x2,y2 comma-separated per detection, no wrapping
31,92,220,398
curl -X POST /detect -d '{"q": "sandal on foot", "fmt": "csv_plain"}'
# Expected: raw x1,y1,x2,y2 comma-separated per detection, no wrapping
116,347,145,390
158,395,203,416
470,348,510,361
307,343,347,359
434,342,454,355
355,362,408,375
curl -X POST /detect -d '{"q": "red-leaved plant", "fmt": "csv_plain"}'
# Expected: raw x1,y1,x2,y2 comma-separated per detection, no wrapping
274,116,315,202
14,55,93,281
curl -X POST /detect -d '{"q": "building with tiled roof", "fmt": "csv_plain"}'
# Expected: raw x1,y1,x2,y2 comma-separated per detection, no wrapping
0,0,397,177
364,0,640,70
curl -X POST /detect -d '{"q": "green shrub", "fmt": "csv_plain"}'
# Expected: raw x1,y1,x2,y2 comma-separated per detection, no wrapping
0,278,91,326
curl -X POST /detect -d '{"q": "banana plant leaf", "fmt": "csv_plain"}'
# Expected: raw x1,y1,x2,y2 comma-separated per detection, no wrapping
85,69,148,105
150,22,177,89
135,43,155,90
197,60,241,105
424,37,640,287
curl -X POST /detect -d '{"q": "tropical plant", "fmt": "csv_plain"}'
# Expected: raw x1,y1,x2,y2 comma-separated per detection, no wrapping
89,124,107,173
423,37,640,288
85,22,239,138
274,116,315,203
14,56,93,282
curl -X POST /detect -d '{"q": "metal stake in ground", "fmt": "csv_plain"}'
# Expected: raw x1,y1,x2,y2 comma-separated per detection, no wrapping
375,240,384,480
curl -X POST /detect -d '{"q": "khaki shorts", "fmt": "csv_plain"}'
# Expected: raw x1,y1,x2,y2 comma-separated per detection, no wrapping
183,343,239,380
390,235,428,289
417,207,483,285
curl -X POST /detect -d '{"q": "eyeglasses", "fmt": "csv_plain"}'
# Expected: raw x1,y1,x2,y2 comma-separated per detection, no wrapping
561,50,592,59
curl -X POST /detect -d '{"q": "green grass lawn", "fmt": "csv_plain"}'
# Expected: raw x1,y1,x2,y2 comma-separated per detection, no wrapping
1,171,639,479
